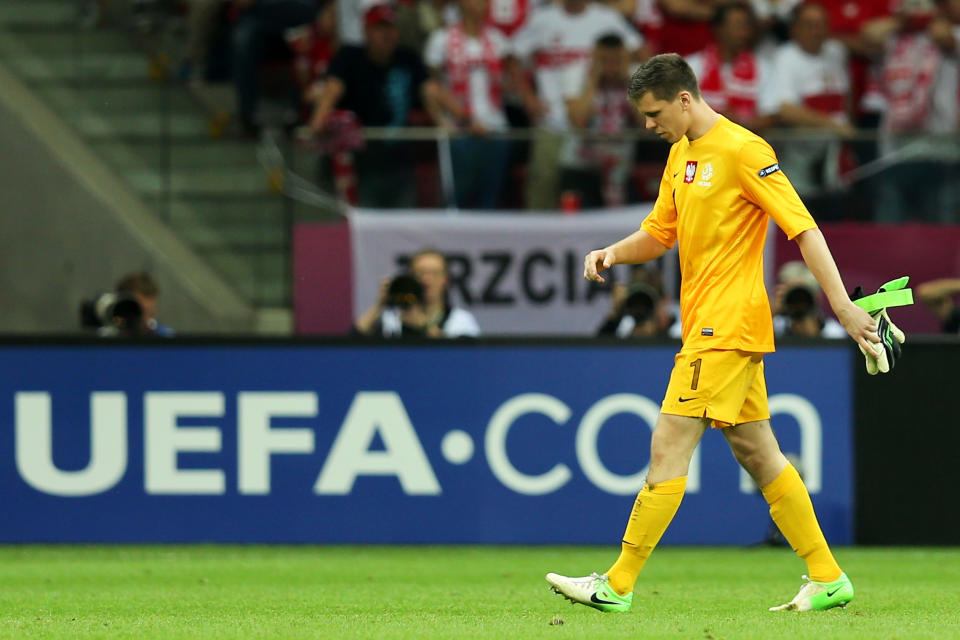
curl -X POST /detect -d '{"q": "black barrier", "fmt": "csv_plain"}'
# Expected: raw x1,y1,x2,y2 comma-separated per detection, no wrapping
854,336,960,545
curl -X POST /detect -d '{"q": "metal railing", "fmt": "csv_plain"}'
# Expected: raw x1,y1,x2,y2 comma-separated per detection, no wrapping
275,125,960,223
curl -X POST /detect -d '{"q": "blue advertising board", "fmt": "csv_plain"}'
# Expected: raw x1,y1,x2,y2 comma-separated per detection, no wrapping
0,343,852,544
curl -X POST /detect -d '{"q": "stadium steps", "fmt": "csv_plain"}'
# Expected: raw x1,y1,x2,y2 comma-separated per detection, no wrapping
0,1,292,311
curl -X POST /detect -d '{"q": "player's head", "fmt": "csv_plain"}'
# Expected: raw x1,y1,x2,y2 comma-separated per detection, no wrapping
410,248,448,306
627,53,702,143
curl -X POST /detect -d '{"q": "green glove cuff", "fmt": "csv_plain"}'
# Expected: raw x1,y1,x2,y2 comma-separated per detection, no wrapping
852,276,914,314
852,289,914,313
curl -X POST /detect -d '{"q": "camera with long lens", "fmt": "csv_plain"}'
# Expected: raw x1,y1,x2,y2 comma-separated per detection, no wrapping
385,274,424,311
79,292,144,336
623,282,660,323
783,285,817,320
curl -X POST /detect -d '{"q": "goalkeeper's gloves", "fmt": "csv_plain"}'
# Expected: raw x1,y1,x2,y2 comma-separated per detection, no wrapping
849,277,912,375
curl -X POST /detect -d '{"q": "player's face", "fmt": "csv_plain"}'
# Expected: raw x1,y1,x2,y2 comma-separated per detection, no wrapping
635,91,691,144
411,254,448,305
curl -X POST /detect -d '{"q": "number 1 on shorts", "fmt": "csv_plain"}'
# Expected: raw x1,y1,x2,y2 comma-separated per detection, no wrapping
690,358,701,390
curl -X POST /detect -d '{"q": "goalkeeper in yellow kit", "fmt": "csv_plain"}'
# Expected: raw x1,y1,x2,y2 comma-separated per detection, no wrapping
547,54,899,613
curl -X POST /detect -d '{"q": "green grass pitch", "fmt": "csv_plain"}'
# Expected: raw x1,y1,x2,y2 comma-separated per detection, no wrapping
0,546,957,639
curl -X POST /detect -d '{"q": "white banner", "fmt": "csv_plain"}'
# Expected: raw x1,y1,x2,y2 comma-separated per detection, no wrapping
349,206,668,336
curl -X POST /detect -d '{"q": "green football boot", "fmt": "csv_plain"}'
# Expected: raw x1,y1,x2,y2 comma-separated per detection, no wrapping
546,572,633,612
769,573,854,612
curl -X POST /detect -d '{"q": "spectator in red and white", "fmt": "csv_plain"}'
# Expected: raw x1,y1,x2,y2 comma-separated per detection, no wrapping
656,0,719,56
872,0,960,221
425,0,514,208
764,2,853,196
561,32,640,207
588,1,667,52
815,0,897,125
818,0,897,57
512,0,643,208
686,2,775,131
291,1,339,103
931,0,960,90
630,0,666,51
487,0,549,36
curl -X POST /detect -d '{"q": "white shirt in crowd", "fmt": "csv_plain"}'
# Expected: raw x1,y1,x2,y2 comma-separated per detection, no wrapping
424,26,512,132
512,3,642,130
765,40,850,120
764,39,850,192
381,307,481,338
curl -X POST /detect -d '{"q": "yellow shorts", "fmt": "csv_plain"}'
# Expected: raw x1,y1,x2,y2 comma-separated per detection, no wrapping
660,349,770,428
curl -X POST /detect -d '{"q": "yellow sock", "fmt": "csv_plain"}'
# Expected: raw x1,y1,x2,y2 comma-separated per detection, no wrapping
761,463,842,583
606,476,686,596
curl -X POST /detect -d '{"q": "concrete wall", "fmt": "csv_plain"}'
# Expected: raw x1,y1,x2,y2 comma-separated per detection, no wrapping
0,64,254,334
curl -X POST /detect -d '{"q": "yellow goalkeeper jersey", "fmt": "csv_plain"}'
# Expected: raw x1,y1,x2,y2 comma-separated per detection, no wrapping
641,116,818,352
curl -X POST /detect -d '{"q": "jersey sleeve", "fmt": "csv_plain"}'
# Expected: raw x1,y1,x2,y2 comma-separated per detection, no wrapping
640,151,679,249
737,138,817,240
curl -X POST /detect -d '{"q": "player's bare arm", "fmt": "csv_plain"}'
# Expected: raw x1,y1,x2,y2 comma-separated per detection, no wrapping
583,229,669,283
794,228,880,353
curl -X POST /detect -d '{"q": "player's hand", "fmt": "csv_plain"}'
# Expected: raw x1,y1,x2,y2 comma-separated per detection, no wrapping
584,248,615,283
847,282,911,374
836,301,880,356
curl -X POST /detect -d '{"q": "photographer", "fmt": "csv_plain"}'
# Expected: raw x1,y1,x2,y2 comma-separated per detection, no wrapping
80,271,174,337
772,261,845,339
597,266,673,338
353,248,480,338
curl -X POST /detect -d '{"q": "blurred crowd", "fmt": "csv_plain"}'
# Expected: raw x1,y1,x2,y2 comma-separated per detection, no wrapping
120,0,960,217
